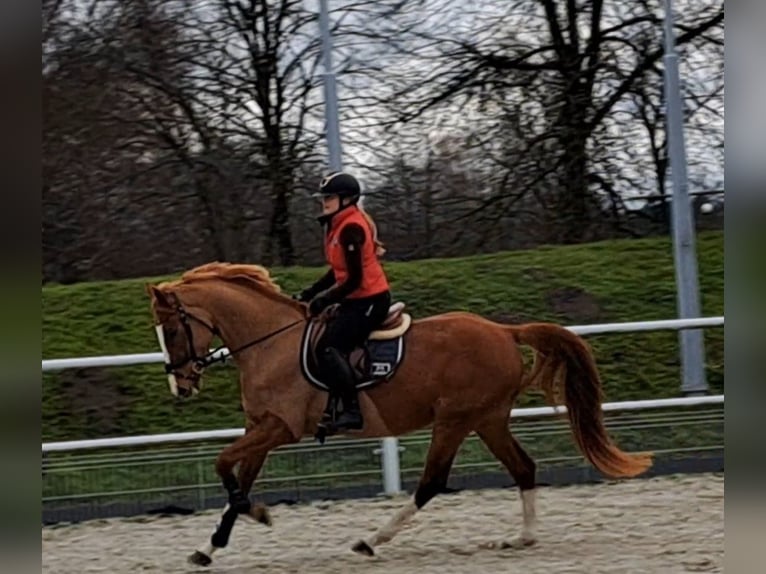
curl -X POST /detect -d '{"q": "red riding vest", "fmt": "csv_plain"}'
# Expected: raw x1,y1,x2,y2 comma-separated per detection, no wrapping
324,206,389,299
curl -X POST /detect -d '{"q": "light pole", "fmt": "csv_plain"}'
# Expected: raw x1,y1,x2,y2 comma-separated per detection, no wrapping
318,0,343,172
662,0,708,395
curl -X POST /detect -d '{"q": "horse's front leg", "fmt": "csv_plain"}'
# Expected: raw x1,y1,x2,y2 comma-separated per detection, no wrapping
188,414,294,567
236,453,273,526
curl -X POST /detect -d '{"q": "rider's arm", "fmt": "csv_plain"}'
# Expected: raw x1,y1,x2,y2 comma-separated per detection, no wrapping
320,223,365,303
300,268,335,301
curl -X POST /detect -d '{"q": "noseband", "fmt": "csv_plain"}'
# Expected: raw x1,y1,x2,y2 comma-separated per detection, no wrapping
159,294,221,384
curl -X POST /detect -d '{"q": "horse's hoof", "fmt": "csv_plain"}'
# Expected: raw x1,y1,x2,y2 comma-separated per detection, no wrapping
351,540,375,557
248,503,272,527
188,550,212,566
500,536,537,550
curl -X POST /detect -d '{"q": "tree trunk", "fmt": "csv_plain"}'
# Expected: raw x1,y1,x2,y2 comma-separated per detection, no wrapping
555,76,593,244
269,183,295,266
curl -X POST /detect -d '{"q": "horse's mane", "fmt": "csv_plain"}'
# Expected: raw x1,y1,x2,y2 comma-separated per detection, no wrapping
159,262,303,310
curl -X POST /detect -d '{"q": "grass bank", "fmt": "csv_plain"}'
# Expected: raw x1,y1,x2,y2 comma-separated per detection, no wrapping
42,231,724,442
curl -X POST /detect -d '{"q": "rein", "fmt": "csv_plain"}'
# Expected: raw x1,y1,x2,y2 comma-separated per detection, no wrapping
163,295,305,379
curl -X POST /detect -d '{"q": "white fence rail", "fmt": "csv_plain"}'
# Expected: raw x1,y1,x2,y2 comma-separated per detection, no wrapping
41,316,724,372
41,394,724,453
42,315,725,496
43,395,724,495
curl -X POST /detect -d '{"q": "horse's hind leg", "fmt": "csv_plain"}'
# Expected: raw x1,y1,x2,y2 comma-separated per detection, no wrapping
352,420,469,556
476,415,538,548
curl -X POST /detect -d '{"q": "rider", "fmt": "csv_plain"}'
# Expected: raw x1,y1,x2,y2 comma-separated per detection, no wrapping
296,171,392,432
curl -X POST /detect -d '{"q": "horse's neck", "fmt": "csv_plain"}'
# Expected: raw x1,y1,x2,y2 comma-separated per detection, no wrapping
187,282,302,351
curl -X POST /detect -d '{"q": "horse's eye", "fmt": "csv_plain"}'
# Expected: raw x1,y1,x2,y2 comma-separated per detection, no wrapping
166,327,178,339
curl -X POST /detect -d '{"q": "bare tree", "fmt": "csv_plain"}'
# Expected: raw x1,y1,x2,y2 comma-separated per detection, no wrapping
42,0,724,280
340,0,724,245
43,0,338,277
43,0,226,280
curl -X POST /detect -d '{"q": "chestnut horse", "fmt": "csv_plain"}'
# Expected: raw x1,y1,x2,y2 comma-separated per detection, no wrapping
146,262,652,566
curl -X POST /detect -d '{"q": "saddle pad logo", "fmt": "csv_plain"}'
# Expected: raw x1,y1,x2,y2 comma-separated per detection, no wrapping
371,362,392,376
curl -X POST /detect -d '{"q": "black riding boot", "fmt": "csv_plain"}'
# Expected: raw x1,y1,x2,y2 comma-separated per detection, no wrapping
319,347,363,432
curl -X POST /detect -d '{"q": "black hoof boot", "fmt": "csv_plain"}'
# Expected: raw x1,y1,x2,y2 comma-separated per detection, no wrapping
223,475,251,514
229,490,251,515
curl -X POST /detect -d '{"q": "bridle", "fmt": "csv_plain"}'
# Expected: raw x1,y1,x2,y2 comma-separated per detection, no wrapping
158,293,305,386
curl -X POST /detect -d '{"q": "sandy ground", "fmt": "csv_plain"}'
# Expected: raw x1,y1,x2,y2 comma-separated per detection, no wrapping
42,473,723,574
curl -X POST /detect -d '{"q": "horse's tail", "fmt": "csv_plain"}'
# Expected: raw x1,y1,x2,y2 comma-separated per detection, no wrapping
507,323,653,478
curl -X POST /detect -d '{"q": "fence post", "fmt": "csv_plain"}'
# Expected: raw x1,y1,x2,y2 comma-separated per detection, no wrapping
197,447,206,510
380,437,402,495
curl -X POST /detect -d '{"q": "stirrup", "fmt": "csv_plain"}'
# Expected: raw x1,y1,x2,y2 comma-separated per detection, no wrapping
315,397,339,443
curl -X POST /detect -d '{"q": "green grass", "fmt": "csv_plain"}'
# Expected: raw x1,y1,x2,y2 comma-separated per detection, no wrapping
42,231,724,443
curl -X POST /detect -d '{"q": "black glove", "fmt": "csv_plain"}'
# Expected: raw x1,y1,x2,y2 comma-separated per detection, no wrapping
308,293,331,317
293,289,311,303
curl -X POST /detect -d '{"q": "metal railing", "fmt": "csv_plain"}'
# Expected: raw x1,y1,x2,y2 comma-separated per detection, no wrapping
42,316,724,499
42,394,724,454
41,316,724,372
42,400,724,523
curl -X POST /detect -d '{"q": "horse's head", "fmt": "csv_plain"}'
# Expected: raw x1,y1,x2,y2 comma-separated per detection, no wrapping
146,284,218,399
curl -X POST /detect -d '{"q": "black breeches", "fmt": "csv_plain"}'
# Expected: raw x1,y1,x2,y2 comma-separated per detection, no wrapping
316,290,391,357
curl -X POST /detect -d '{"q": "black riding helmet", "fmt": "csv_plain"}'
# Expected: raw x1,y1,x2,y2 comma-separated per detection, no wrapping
316,171,361,201
314,171,362,225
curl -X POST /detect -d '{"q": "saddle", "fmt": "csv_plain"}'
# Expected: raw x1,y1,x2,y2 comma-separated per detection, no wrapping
299,301,412,391
370,301,411,338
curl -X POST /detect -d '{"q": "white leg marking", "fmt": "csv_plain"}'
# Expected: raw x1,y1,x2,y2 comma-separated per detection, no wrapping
492,489,538,550
196,542,217,558
195,503,231,558
520,488,537,541
367,498,419,547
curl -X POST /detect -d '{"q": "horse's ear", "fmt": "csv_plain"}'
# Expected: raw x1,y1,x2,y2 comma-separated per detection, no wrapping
146,284,170,308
